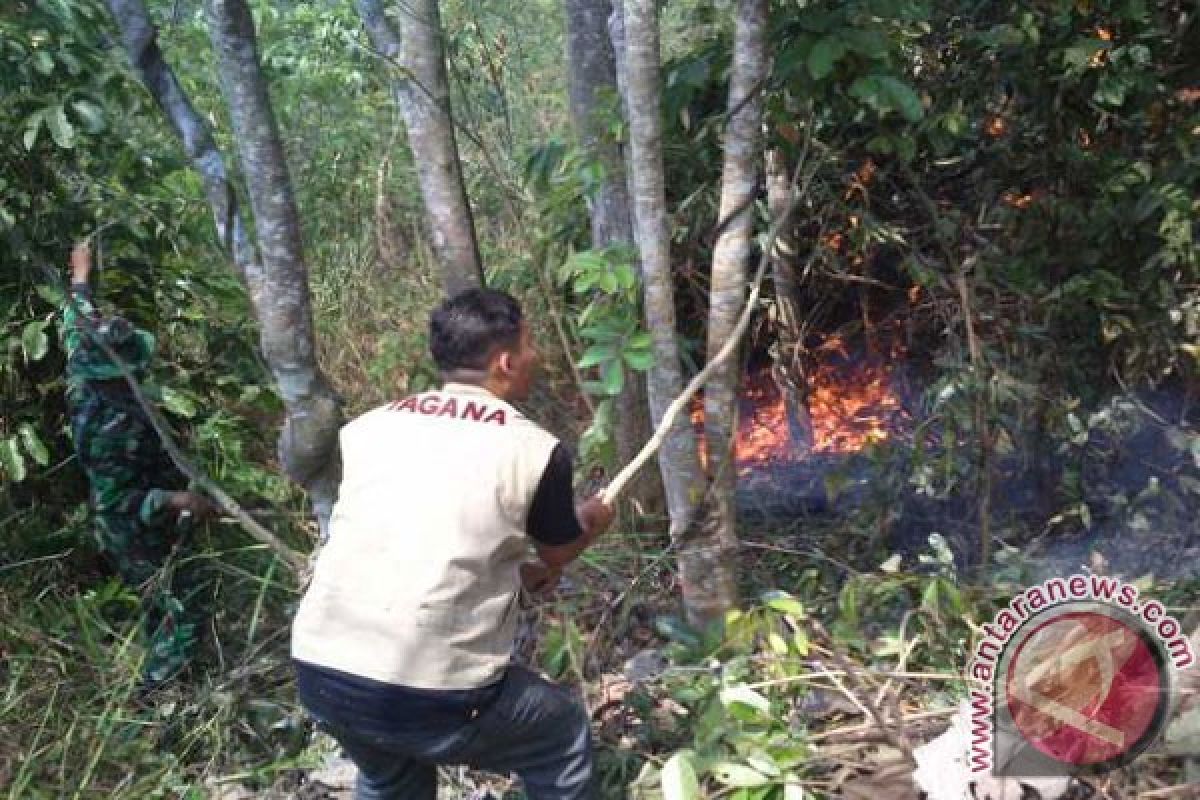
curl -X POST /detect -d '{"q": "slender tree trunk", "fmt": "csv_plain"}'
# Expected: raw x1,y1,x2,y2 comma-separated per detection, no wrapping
766,148,800,341
564,0,662,517
356,0,484,295
622,0,720,625
701,0,768,617
607,1,639,229
566,0,630,251
766,147,812,450
203,0,342,532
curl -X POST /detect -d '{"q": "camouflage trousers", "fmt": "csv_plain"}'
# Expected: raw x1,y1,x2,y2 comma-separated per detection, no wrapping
94,512,205,685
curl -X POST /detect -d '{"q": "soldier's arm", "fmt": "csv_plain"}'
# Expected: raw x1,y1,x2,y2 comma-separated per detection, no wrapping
60,242,99,360
89,468,211,528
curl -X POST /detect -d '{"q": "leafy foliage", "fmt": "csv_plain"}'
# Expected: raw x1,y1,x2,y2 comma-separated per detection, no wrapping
2,0,1197,796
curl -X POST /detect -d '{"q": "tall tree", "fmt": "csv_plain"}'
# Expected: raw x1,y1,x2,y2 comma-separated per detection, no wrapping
201,0,343,530
701,0,769,600
356,0,485,295
564,0,662,516
621,0,721,625
105,0,341,534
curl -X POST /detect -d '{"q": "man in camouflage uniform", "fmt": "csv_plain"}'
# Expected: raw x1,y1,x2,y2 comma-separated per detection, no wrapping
61,241,216,685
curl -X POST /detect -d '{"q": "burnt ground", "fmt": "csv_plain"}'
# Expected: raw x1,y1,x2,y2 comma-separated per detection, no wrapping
735,392,1200,585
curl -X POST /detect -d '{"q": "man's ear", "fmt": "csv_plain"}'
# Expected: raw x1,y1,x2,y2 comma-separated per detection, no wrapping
495,349,514,377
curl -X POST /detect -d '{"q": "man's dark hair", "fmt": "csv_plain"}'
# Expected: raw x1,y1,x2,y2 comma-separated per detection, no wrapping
430,289,524,372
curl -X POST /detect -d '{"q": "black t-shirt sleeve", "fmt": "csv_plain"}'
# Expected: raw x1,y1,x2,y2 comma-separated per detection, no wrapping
526,443,584,546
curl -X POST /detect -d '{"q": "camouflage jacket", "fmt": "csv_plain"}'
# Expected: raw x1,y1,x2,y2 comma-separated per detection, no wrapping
61,284,181,528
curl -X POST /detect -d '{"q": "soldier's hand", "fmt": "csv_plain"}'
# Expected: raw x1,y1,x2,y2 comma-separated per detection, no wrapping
70,241,92,284
167,491,219,521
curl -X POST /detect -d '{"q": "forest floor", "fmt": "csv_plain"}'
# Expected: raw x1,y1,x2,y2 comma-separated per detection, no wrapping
274,511,1200,800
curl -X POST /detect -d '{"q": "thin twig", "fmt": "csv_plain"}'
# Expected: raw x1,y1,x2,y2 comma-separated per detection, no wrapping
744,669,965,691
810,620,916,763
806,706,958,743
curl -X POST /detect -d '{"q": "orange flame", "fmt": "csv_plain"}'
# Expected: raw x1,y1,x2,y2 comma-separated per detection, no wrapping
692,333,908,474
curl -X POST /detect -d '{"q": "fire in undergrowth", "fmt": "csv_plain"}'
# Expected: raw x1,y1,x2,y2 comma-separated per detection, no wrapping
691,333,909,475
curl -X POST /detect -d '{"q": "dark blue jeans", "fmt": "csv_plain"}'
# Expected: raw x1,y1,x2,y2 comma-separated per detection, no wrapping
296,662,593,800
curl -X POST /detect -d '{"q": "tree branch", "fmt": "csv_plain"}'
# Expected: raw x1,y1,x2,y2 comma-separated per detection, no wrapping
103,0,259,284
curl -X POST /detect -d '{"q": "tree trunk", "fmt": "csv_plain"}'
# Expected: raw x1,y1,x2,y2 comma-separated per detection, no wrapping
564,0,662,518
621,0,719,626
701,0,768,618
765,147,813,450
607,1,630,127
566,0,630,251
204,0,342,533
356,0,484,295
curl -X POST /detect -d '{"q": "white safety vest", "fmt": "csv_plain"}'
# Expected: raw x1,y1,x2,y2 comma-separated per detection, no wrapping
291,382,559,689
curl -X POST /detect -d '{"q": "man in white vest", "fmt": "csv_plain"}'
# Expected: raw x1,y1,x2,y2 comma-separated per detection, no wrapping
292,289,615,800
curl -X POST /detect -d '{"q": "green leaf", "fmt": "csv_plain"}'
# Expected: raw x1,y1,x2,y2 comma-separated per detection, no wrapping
35,284,64,306
33,49,54,75
807,36,846,79
579,324,624,343
614,262,637,290
623,349,656,371
942,112,967,136
655,615,701,646
1062,38,1107,71
720,685,771,717
849,75,925,122
160,387,197,418
578,344,616,369
567,250,608,274
744,753,781,778
70,99,106,134
58,49,82,76
600,360,624,396
46,105,76,149
661,751,700,800
21,319,48,362
628,331,653,350
921,578,940,612
842,28,889,58
573,271,599,293
0,437,27,482
763,591,807,618
18,423,49,467
712,762,770,788
22,111,44,150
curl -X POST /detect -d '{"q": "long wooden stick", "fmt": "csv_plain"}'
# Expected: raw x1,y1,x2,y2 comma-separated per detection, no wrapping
53,266,307,574
600,156,813,505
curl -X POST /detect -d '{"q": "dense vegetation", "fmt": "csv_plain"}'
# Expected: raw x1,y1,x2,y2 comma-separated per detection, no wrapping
2,0,1197,797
